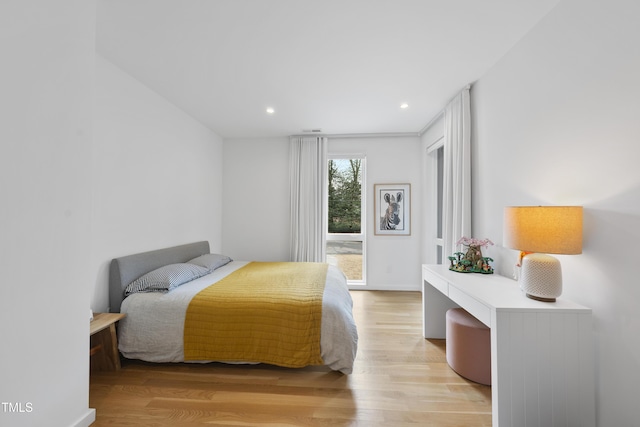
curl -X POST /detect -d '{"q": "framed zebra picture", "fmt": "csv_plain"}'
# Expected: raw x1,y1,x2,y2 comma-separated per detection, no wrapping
374,183,411,235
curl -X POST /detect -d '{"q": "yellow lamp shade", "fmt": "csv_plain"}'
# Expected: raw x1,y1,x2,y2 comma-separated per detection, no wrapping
503,206,583,255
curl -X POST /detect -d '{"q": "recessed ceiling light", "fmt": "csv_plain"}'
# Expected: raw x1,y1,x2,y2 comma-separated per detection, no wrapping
266,107,275,114
400,103,409,109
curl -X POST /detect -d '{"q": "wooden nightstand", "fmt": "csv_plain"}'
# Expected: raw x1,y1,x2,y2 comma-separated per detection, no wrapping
90,312,126,372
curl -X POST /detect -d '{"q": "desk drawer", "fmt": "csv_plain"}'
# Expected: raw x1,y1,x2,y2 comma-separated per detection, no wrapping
448,286,491,327
422,267,449,295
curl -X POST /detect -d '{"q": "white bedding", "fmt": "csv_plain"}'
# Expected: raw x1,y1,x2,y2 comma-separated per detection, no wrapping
118,261,358,374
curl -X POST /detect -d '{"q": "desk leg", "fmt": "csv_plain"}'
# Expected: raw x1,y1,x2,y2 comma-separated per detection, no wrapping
491,310,595,427
422,280,459,339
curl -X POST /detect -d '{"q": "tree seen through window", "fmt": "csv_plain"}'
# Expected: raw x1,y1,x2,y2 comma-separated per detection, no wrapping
328,159,361,233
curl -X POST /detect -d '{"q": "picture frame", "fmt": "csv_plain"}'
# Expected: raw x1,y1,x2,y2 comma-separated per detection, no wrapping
374,183,411,235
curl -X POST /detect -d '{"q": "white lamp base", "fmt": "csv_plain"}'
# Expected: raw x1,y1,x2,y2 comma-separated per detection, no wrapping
520,253,562,302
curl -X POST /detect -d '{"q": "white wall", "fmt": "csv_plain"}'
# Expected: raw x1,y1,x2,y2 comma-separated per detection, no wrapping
471,0,640,424
91,55,224,312
222,136,423,290
330,136,423,290
0,1,96,426
222,137,292,261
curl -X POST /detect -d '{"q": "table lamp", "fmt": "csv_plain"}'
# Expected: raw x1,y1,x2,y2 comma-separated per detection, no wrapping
503,206,583,302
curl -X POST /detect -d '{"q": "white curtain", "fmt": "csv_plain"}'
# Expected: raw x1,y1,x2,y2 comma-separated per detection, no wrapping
442,87,472,258
289,136,328,262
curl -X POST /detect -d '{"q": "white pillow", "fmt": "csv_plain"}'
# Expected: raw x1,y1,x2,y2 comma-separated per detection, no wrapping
187,253,232,271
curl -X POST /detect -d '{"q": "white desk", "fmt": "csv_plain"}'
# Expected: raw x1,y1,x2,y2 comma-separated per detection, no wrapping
422,264,595,427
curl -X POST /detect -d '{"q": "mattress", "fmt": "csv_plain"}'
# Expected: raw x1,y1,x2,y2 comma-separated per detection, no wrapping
117,261,358,374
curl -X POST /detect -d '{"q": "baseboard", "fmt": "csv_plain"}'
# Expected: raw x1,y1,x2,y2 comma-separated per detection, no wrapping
71,408,96,427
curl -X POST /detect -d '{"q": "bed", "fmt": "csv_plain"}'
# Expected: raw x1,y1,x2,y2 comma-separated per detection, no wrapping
109,241,358,374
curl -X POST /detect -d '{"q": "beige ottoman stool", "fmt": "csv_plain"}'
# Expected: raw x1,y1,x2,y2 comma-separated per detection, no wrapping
446,308,491,386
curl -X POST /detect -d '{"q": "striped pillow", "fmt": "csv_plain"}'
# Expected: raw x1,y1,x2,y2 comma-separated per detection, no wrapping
124,263,210,296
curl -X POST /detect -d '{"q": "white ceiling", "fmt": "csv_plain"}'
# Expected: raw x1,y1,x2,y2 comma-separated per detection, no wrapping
96,0,559,139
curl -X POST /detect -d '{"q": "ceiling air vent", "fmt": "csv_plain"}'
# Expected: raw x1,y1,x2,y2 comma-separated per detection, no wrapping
302,129,323,133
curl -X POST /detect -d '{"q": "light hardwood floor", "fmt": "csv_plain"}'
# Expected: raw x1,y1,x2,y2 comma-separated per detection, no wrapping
90,291,492,426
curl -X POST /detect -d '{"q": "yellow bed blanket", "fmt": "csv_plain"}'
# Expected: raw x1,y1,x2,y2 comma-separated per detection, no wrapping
183,262,328,368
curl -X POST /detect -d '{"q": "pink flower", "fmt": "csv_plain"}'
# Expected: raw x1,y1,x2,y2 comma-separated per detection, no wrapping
456,237,494,248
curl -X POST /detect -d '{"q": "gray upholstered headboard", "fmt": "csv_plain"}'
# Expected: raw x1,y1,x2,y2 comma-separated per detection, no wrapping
109,241,210,313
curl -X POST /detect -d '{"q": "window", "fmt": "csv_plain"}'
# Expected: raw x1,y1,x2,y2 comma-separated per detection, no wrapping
428,140,444,264
326,155,366,284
